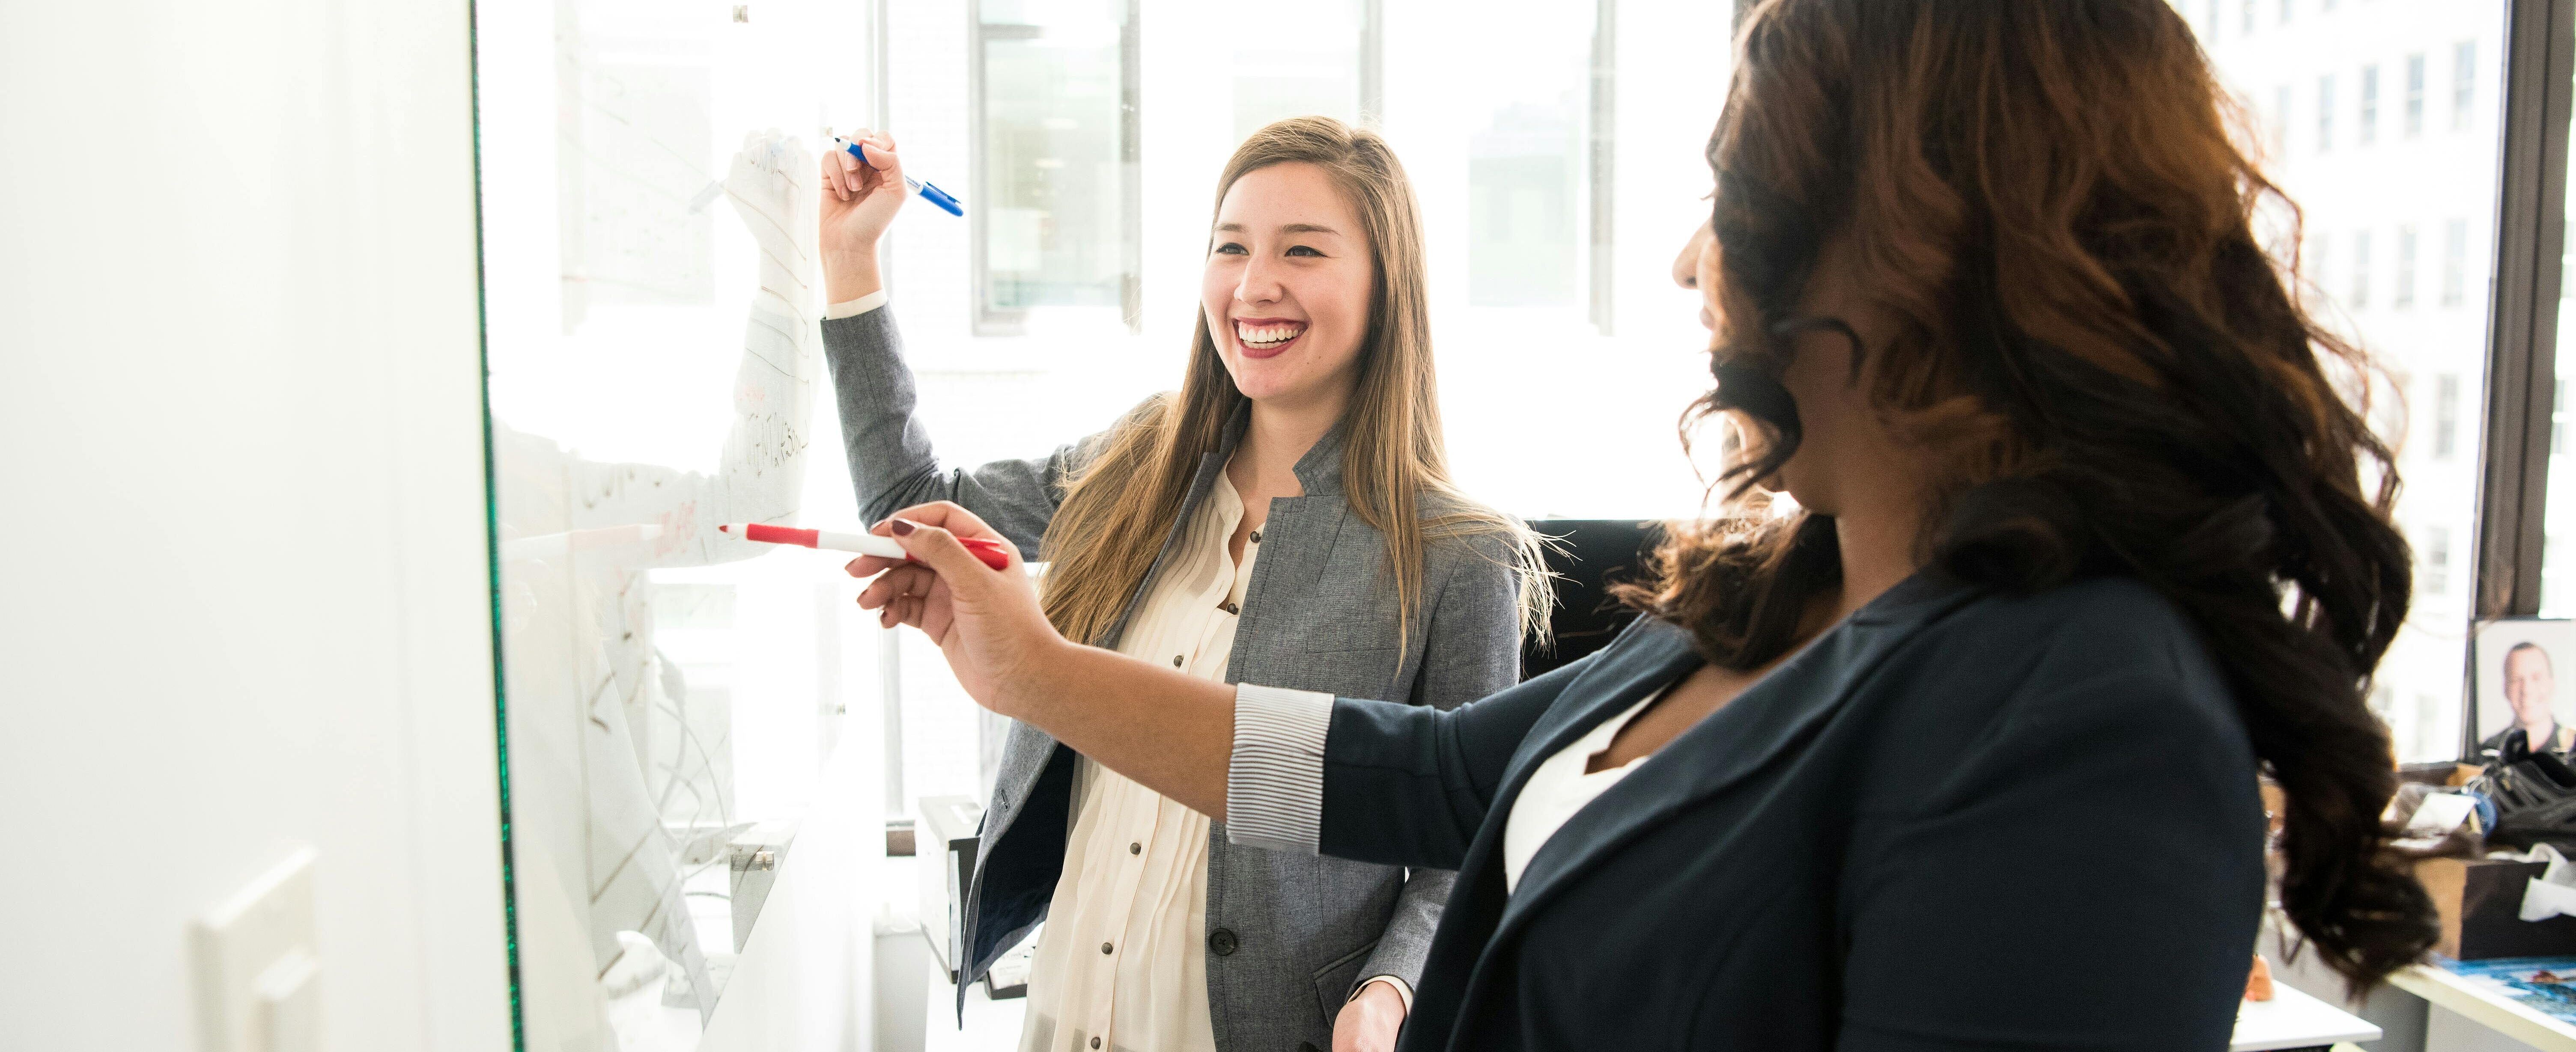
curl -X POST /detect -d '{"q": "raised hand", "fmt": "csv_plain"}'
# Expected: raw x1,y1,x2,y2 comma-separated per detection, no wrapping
818,128,906,303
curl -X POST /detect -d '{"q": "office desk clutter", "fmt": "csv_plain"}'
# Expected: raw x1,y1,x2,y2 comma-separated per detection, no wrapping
2378,745,2576,966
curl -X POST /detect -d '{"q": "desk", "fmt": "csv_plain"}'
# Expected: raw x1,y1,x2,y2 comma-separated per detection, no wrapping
2233,980,2380,1051
2387,963,2576,1052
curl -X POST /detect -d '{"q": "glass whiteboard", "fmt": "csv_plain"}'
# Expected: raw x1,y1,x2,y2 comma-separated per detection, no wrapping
472,0,874,1047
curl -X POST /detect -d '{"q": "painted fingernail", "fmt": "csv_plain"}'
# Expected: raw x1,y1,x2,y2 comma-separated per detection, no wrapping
889,518,917,536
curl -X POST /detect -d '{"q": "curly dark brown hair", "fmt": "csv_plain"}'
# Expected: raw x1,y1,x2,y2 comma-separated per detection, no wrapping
1618,0,2436,989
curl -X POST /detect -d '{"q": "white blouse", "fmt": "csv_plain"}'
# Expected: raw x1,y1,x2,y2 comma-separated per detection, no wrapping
1498,689,1668,893
1018,475,1257,1052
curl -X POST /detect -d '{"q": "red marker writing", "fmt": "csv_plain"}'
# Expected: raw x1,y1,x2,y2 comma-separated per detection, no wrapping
718,522,1012,571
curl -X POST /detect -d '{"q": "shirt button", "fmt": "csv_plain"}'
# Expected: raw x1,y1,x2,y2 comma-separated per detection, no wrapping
1209,928,1239,956
1130,841,1142,855
1101,941,1114,955
1222,602,1239,615
1090,1040,1101,1050
1173,655,1184,667
1249,530,1262,544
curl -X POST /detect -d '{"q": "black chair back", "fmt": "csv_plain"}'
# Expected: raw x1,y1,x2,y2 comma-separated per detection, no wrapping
1521,519,1667,679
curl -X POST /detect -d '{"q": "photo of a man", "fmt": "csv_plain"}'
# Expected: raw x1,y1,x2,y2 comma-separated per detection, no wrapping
2481,641,2575,753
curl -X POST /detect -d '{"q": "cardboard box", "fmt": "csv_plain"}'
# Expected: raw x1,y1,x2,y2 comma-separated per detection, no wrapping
2416,856,2576,960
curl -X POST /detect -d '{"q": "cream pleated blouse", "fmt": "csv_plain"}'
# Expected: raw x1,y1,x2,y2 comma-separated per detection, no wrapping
1019,475,1258,1052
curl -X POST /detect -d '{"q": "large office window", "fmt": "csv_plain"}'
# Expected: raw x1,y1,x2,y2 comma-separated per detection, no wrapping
1220,0,1375,138
1464,0,1607,314
2197,1,2507,762
970,0,1141,335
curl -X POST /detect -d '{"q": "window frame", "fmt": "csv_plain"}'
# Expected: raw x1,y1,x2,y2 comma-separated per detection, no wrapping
2472,0,2575,630
964,0,1145,338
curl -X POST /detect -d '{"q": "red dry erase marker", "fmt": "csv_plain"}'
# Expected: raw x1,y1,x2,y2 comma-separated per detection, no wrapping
718,522,1013,571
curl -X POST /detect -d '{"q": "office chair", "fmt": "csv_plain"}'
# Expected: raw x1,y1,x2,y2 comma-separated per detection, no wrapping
1521,519,1667,680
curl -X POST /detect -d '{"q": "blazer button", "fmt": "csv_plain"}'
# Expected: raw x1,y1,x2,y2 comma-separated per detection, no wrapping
1209,928,1239,956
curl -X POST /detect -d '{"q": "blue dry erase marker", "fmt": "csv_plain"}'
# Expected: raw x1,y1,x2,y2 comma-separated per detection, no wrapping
837,138,964,217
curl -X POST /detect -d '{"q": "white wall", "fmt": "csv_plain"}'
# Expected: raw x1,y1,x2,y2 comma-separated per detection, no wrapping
0,1,511,1049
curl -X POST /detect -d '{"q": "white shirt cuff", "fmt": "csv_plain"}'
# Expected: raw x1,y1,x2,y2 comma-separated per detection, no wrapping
823,289,887,320
1225,683,1335,854
1352,975,1415,1012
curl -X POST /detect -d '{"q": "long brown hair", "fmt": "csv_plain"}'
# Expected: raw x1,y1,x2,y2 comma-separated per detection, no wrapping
1620,0,2434,987
1038,117,1550,649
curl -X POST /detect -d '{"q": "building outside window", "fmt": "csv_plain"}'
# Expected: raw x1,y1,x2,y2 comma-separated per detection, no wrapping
2316,74,2334,152
2197,0,2506,762
2275,83,2293,155
2428,526,2452,596
2395,223,2416,309
2360,63,2378,145
2455,40,2478,131
2407,52,2426,136
2444,217,2469,308
2312,231,2333,304
2436,373,2460,459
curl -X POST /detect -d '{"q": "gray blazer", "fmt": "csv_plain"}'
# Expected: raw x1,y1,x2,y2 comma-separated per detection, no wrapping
821,307,1525,1051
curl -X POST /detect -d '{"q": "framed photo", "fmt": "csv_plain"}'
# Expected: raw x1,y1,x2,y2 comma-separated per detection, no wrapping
2473,618,2576,755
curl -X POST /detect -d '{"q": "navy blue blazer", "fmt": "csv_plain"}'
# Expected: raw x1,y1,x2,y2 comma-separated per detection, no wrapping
1319,573,2266,1051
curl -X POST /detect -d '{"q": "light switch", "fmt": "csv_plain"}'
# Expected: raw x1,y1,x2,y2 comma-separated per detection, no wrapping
192,847,321,1052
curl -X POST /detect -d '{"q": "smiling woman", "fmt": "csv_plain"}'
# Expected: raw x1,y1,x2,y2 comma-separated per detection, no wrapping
814,116,1550,1052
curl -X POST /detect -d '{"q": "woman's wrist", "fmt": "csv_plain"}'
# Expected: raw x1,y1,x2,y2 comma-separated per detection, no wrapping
991,633,1085,724
823,250,883,304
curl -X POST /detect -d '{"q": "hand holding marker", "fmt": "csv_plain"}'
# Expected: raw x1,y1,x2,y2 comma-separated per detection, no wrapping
830,135,963,216
719,522,1011,571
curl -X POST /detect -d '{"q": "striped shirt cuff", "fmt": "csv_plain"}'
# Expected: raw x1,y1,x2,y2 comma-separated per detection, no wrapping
1226,684,1335,854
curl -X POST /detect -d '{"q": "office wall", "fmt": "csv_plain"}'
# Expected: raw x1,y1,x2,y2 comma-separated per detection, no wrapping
0,1,512,1049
